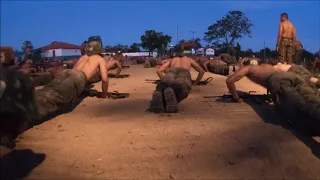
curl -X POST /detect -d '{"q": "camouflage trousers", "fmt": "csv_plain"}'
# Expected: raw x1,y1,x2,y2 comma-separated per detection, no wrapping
278,38,294,64
267,71,320,135
35,69,87,120
155,68,192,103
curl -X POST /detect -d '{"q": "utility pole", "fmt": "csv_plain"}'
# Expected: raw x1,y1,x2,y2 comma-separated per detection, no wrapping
190,31,196,41
176,24,179,44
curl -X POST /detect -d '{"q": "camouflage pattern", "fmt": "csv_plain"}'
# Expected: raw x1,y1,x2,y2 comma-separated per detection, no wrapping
144,60,151,68
35,69,87,119
220,53,236,65
267,71,320,135
87,41,104,56
0,69,41,125
278,38,294,64
154,68,192,103
209,64,229,76
288,65,312,82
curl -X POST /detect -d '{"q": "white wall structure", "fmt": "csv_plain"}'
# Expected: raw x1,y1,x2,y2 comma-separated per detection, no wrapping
41,49,81,58
196,48,205,55
61,49,81,56
102,52,157,57
41,49,62,58
205,48,215,56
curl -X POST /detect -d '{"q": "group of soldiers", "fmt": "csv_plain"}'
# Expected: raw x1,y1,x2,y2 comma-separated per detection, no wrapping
0,12,319,150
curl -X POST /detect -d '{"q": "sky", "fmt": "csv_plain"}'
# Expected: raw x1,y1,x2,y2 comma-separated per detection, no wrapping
1,1,319,53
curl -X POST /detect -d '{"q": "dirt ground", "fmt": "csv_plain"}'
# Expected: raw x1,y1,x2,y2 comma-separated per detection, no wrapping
1,64,320,180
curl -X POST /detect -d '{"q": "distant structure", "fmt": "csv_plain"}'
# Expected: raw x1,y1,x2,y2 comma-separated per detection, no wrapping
40,42,82,60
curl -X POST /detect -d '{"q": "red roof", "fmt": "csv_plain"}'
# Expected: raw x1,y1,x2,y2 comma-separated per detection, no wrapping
41,42,82,51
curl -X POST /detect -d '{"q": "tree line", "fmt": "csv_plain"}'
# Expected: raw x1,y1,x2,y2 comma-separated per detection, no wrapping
20,10,319,61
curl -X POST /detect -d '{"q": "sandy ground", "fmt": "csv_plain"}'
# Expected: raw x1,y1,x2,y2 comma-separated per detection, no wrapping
1,64,320,180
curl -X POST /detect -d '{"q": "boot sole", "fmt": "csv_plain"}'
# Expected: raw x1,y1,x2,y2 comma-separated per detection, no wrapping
164,87,178,113
150,91,165,113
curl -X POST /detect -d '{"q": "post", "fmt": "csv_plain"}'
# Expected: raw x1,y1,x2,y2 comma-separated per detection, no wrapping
176,24,179,44
190,31,196,41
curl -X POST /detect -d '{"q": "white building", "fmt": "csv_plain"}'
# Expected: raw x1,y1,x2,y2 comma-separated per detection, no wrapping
205,48,215,56
41,42,82,59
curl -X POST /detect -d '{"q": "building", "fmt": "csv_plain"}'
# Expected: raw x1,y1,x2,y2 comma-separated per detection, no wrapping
205,48,215,56
41,42,82,60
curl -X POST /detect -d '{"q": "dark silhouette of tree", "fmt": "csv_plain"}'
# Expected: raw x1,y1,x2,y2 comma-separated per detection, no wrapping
21,40,33,53
140,30,172,55
204,11,253,53
244,48,254,57
33,48,42,61
128,43,141,52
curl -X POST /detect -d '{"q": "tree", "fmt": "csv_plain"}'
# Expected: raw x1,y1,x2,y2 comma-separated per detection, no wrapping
88,35,103,47
140,30,172,55
21,40,33,53
244,48,254,57
33,48,42,61
128,43,141,52
204,11,253,53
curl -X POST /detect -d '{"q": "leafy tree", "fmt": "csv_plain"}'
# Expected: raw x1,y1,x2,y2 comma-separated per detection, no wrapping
140,30,172,55
128,43,141,52
88,35,103,47
302,49,315,61
244,48,254,57
33,48,42,61
204,11,253,53
21,40,33,53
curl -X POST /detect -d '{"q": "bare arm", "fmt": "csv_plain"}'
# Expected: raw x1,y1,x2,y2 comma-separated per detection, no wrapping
277,23,283,47
190,59,205,85
226,66,249,101
114,60,122,76
203,60,210,72
293,27,296,43
99,59,109,98
156,61,170,79
277,24,283,48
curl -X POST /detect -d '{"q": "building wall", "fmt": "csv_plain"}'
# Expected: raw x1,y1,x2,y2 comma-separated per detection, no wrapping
205,48,215,56
41,49,81,58
41,49,62,58
102,52,157,57
61,49,81,56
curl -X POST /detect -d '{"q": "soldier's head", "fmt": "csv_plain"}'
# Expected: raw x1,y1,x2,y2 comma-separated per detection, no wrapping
280,13,288,22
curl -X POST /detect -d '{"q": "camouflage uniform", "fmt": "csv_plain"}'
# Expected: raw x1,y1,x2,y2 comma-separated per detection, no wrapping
87,40,104,56
153,68,192,103
278,38,294,64
267,71,320,135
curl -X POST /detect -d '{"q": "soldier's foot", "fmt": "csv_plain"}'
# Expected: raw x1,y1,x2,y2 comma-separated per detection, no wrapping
164,87,178,113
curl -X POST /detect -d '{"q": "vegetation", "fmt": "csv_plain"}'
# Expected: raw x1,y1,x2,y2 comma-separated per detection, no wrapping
204,11,253,54
16,10,318,62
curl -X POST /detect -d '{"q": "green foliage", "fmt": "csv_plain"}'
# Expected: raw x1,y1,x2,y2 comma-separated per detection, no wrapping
140,30,172,55
204,11,253,53
33,48,42,61
21,40,33,53
128,43,141,52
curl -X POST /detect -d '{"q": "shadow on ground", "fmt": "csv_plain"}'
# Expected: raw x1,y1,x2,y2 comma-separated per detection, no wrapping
214,90,320,159
0,149,46,180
